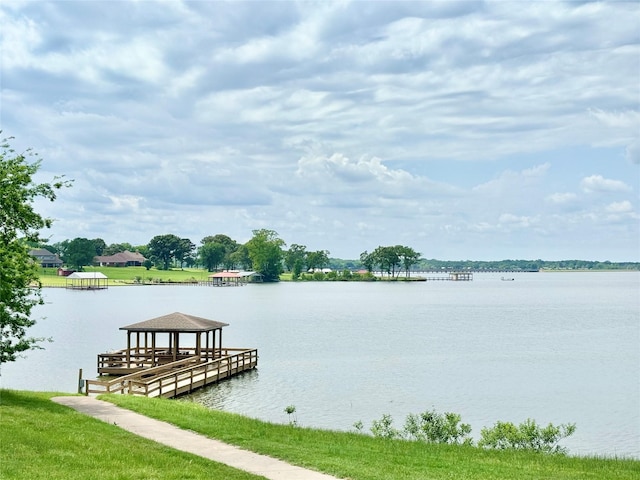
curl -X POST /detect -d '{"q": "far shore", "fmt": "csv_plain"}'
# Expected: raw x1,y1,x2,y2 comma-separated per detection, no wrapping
34,265,639,289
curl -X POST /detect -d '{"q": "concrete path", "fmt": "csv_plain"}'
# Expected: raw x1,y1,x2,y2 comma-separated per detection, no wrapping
52,396,342,480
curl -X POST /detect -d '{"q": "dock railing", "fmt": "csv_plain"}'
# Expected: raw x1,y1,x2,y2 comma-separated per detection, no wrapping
86,348,257,398
97,347,229,374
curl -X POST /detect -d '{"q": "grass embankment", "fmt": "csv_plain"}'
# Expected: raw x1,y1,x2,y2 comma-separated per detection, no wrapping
37,266,209,287
0,390,260,480
3,391,637,480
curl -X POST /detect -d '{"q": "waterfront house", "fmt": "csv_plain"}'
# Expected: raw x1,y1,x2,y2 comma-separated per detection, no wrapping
29,248,63,268
94,250,146,267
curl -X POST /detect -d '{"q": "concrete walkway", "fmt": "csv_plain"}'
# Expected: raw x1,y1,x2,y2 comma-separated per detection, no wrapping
52,396,342,480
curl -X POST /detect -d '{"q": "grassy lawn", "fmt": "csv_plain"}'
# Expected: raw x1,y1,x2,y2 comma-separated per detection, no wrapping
37,266,210,287
102,394,640,480
2,390,638,480
0,390,262,480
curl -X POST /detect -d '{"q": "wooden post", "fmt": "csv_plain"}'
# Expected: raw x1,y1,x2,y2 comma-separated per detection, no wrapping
77,368,84,394
152,332,156,366
126,332,131,368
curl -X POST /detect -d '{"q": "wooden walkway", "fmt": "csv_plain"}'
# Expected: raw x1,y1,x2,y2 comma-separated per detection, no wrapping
424,272,473,281
86,348,257,398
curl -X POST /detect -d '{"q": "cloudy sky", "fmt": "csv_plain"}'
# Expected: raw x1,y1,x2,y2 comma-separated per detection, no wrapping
2,0,638,261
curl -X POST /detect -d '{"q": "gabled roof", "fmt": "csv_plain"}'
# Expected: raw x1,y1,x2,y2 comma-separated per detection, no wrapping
120,312,229,332
95,250,146,263
29,248,58,257
67,272,108,279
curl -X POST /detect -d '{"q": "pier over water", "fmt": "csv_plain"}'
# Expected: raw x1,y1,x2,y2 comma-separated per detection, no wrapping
85,312,257,398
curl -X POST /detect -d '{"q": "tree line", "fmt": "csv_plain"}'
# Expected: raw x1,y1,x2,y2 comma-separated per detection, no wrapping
34,231,426,282
38,234,639,280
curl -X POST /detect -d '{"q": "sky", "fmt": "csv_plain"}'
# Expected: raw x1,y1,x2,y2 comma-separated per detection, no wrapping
1,0,639,262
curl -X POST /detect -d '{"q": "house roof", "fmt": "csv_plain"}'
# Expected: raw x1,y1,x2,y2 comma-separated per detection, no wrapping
120,312,229,332
29,248,56,256
95,250,146,263
67,272,108,279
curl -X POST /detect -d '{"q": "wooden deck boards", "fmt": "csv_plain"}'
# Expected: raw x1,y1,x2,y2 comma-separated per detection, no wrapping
86,349,258,399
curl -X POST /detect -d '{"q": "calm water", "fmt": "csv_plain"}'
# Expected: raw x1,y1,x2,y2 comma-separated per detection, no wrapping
2,272,638,458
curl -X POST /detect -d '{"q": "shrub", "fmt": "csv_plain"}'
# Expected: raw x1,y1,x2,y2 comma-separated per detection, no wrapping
365,410,575,455
370,414,401,439
404,409,473,445
284,405,298,426
478,419,576,454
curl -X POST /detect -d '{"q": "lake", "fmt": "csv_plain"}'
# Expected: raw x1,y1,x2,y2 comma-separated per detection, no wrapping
1,271,638,458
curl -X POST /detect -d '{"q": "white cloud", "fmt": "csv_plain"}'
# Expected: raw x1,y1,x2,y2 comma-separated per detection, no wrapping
589,109,640,129
472,163,550,197
106,195,142,212
625,139,640,165
296,153,412,184
498,213,539,228
581,175,632,194
2,0,639,261
546,192,578,204
605,201,633,214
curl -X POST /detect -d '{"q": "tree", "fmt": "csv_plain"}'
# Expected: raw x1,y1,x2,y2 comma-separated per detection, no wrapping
92,238,106,256
285,244,307,279
202,234,236,250
245,229,285,282
104,242,134,255
52,239,69,261
202,234,240,270
147,234,181,270
135,244,149,259
199,242,226,272
306,250,330,272
362,245,417,278
372,246,400,277
360,250,375,272
174,238,195,269
64,237,97,270
1,136,70,363
228,244,251,270
396,245,421,278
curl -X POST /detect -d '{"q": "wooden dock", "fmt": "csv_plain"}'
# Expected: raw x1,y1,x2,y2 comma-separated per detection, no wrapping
86,348,257,398
424,272,473,281
85,312,258,399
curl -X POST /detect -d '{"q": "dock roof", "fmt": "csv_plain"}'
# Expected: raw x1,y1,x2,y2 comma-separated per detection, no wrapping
120,312,228,333
208,271,258,278
67,272,108,279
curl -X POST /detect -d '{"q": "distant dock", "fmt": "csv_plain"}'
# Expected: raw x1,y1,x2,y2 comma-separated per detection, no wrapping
423,272,473,281
65,272,109,290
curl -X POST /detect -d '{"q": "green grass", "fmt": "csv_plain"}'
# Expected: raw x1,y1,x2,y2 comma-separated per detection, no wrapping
37,266,210,287
102,394,639,480
2,390,638,480
0,390,262,480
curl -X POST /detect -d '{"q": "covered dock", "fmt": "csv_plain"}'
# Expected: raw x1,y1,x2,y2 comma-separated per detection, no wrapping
207,270,262,286
66,272,108,290
87,312,257,398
